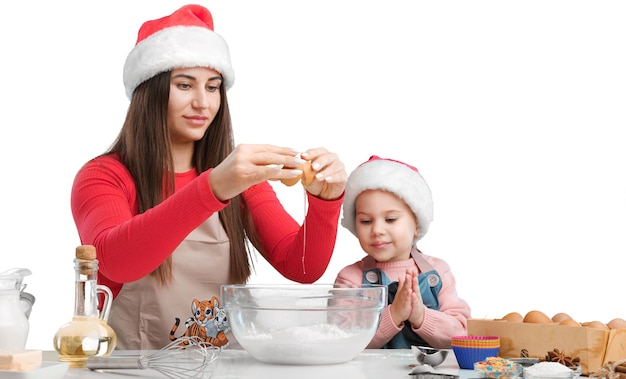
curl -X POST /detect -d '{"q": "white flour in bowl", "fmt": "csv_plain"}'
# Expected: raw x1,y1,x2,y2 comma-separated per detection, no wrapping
524,362,578,378
236,323,373,365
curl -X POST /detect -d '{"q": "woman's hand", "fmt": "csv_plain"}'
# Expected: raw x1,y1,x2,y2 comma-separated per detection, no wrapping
209,144,302,201
300,147,347,200
209,144,346,202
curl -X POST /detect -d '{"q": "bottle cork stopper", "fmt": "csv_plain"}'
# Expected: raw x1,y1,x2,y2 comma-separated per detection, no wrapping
76,245,96,260
76,245,96,275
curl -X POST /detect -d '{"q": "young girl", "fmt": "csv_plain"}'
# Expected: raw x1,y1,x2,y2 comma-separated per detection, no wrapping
335,156,470,349
71,4,347,350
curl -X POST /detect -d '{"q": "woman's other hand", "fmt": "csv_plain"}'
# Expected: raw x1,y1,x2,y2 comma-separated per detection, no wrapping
300,147,346,200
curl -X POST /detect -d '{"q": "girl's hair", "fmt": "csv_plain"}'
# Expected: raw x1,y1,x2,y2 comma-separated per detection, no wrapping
106,70,258,284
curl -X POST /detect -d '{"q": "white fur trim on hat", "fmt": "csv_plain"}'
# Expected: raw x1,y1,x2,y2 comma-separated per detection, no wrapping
341,157,433,241
123,26,234,99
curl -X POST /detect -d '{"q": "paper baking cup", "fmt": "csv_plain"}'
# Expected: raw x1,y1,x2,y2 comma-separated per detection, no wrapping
451,340,501,348
451,335,500,348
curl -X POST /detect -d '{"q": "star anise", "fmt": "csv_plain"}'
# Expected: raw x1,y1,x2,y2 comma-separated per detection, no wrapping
543,348,580,368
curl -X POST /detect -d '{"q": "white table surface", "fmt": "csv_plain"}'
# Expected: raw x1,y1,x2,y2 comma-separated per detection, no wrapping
37,348,474,379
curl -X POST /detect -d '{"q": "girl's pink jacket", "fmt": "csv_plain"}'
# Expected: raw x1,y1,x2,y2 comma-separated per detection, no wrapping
335,252,471,349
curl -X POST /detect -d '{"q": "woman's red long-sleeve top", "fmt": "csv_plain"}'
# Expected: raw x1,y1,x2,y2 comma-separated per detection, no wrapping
70,154,342,299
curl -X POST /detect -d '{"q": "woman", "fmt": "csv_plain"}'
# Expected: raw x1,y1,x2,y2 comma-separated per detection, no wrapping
70,4,346,350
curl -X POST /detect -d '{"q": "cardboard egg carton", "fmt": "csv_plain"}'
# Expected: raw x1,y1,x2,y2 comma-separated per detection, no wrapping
467,318,626,375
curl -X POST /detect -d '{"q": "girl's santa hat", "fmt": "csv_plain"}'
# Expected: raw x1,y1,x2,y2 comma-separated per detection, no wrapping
341,155,434,241
123,4,235,99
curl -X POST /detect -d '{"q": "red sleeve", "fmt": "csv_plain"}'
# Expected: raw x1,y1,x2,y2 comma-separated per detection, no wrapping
70,155,228,285
244,183,343,283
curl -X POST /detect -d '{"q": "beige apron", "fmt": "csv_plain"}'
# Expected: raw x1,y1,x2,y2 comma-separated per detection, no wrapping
109,213,237,350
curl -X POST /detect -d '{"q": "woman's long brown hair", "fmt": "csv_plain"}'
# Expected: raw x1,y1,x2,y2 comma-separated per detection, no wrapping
106,71,257,285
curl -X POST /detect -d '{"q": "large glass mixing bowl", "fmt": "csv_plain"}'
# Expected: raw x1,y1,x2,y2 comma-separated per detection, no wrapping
221,283,387,365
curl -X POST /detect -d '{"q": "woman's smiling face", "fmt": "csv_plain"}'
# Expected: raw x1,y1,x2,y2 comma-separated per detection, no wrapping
167,66,222,146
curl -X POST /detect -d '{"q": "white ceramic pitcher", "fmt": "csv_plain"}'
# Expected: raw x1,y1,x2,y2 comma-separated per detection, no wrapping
0,268,33,349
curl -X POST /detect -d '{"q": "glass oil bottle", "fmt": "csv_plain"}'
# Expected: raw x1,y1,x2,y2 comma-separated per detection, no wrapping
53,245,117,367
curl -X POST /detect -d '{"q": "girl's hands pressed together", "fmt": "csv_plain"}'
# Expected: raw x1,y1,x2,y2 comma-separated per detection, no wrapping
389,271,415,327
408,272,426,329
389,270,425,329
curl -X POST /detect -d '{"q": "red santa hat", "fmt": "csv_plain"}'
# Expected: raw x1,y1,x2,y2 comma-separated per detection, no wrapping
341,156,434,241
123,4,235,99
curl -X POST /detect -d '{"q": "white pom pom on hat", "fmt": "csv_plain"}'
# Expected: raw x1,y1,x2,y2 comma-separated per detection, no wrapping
123,4,235,99
341,155,433,241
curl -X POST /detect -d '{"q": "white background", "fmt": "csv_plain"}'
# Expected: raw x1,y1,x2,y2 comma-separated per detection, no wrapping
0,1,624,350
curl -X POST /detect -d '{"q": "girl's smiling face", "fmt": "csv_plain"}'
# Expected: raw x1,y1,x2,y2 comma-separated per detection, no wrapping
167,67,222,146
354,189,419,263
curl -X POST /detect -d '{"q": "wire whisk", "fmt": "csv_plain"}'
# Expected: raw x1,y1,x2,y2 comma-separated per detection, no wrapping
86,336,221,379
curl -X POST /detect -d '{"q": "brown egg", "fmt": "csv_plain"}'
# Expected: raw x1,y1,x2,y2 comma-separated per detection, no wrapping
582,321,610,330
607,318,626,330
502,312,524,323
552,312,573,323
523,310,553,324
559,319,581,327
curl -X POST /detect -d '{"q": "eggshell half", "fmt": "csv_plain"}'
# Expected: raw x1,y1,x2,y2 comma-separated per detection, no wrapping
280,161,315,186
